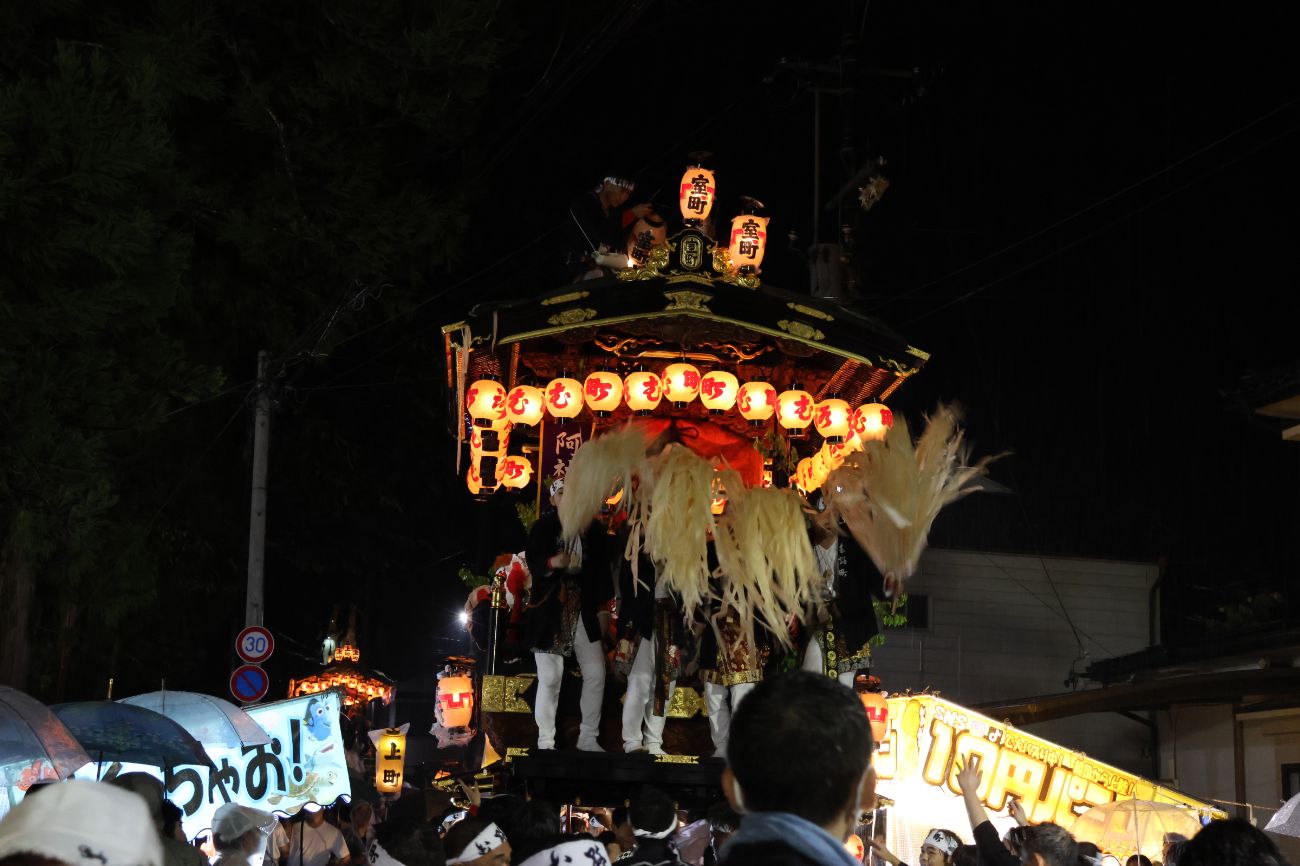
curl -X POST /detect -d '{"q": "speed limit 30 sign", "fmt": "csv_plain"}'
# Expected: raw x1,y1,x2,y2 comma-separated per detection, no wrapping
235,626,275,665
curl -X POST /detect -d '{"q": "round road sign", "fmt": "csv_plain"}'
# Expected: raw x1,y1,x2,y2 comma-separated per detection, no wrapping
230,664,270,703
236,626,275,664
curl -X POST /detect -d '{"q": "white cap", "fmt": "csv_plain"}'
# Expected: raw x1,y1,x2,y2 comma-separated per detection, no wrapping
0,781,163,866
212,804,277,846
549,477,565,497
922,829,960,856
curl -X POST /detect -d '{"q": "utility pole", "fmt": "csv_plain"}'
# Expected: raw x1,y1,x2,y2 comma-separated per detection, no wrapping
245,350,271,627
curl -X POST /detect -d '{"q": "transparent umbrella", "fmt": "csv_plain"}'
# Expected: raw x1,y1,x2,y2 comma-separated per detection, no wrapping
120,691,270,749
1265,792,1300,837
51,701,215,772
1071,800,1202,861
0,686,91,785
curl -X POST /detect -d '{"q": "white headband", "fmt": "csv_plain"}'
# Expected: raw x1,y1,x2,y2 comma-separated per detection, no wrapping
549,477,565,497
632,823,676,840
519,839,610,866
446,823,506,865
923,829,960,857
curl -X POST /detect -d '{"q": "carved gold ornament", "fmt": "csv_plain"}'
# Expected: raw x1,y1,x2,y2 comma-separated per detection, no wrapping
480,674,535,713
541,291,591,306
663,290,714,312
777,319,826,341
546,308,597,326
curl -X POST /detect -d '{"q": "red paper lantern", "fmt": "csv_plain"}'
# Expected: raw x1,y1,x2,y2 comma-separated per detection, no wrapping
466,379,507,428
437,674,475,729
737,381,777,424
813,398,851,443
624,371,663,414
728,214,769,273
505,385,545,427
496,455,532,489
699,371,739,413
860,691,889,743
777,387,814,432
854,403,894,443
663,362,702,406
545,377,583,419
678,165,716,224
583,371,624,415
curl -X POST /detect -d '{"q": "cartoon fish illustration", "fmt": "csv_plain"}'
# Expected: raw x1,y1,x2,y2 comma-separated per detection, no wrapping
303,698,333,741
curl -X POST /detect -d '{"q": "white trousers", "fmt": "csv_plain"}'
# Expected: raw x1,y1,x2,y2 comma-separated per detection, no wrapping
533,626,606,749
702,680,755,757
622,636,677,753
802,637,858,687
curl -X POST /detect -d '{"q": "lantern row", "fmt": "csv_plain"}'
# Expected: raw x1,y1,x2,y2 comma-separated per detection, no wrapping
467,369,892,442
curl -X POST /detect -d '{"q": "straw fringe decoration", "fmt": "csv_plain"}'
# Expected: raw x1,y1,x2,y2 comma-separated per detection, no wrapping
644,445,717,623
825,403,1000,593
558,423,648,543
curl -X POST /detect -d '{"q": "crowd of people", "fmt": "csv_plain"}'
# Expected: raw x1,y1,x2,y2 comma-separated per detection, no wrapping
0,673,1291,866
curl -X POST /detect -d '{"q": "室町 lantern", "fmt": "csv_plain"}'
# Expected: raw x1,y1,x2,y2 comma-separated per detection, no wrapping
854,402,894,442
545,377,583,420
624,370,662,414
663,362,701,406
728,214,770,273
505,385,545,427
583,371,623,415
699,371,739,413
373,725,408,795
777,385,814,433
496,455,532,490
437,673,475,729
813,397,851,443
678,165,716,225
466,379,506,428
626,211,667,268
737,381,777,424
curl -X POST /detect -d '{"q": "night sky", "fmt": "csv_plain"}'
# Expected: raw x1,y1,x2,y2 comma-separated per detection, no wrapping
5,2,1297,700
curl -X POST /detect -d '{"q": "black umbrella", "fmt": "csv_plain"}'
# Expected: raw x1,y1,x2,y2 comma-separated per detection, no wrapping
51,701,215,772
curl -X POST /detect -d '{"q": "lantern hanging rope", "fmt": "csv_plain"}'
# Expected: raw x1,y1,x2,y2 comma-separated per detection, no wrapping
824,404,1002,599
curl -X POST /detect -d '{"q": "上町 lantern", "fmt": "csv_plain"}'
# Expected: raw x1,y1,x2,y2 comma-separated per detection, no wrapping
813,398,851,443
436,673,475,729
373,726,408,795
583,371,623,415
678,165,716,225
466,379,507,428
545,377,583,420
505,384,545,427
663,362,701,406
777,385,814,433
496,455,532,489
854,402,894,442
699,371,739,413
737,381,777,424
728,214,770,273
624,371,662,414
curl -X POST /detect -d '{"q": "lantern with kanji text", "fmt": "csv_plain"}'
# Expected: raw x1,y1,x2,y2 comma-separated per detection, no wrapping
626,211,668,268
496,455,532,489
856,675,889,743
583,371,623,415
737,381,777,424
728,214,770,273
467,379,507,428
545,377,583,420
663,362,701,407
678,165,716,225
777,385,814,434
813,397,851,443
505,384,545,427
372,725,408,795
624,370,663,414
699,371,739,413
854,403,894,442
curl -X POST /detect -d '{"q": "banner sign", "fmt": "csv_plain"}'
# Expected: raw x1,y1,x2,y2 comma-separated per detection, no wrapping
538,419,591,489
873,695,1221,866
66,691,351,837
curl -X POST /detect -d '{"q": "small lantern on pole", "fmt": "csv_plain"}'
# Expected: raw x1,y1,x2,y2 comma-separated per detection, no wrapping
624,370,663,415
678,165,716,226
583,371,624,415
737,381,777,425
370,723,410,795
663,362,702,407
699,371,739,414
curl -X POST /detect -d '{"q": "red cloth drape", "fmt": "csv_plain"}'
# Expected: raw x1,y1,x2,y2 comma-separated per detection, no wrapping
629,417,764,487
